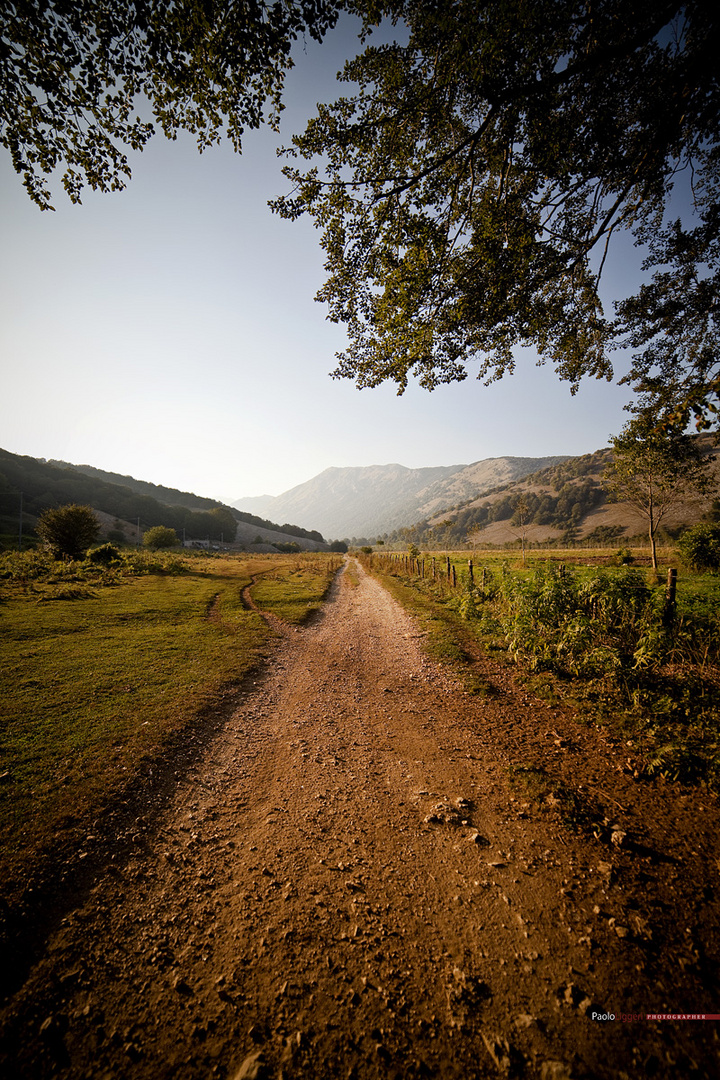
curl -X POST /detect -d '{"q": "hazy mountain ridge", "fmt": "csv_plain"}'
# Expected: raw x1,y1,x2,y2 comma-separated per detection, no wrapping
409,456,572,521
233,456,572,539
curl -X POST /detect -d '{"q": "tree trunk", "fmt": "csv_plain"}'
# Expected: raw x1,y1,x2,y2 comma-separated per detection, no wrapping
648,496,658,571
649,524,658,570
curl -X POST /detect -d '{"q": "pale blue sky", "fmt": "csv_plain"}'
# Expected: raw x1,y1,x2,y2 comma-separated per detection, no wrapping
0,16,638,505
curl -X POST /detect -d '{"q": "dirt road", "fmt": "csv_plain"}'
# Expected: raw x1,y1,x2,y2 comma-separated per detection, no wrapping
1,559,719,1079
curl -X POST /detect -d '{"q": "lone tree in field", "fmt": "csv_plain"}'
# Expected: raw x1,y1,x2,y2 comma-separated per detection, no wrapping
143,526,178,551
510,494,531,566
603,422,712,570
36,504,100,560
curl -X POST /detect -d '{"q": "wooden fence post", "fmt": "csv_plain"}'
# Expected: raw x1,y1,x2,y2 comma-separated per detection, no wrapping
451,564,457,588
664,567,677,625
468,559,474,586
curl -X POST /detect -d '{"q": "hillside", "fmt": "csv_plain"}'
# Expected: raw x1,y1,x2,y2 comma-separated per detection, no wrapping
0,449,328,551
233,456,570,539
387,440,720,549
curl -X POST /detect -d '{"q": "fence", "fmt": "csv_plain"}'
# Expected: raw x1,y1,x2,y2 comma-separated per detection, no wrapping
365,551,679,621
369,552,478,592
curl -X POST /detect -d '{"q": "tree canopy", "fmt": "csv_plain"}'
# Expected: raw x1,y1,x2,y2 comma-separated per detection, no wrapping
273,0,719,430
3,1,718,428
1,0,339,209
143,525,178,550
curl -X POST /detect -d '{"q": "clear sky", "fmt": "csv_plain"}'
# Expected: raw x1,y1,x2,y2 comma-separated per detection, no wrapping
0,16,639,506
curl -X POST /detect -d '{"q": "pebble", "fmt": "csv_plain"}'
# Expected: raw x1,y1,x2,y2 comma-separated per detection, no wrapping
232,1050,267,1080
541,1063,573,1080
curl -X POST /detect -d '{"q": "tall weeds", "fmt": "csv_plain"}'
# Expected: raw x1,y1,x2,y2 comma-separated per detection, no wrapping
366,553,720,789
469,564,720,786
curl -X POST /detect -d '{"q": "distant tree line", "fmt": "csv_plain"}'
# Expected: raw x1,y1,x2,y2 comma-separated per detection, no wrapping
464,480,604,532
66,462,325,541
63,462,228,512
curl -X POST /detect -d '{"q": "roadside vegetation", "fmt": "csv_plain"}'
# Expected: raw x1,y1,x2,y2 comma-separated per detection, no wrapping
361,548,720,791
0,549,341,880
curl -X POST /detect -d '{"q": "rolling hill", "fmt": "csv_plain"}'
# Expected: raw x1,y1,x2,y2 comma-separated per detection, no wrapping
385,440,720,549
0,449,329,552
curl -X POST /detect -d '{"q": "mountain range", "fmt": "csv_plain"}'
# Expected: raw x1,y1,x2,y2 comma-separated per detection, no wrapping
233,456,571,540
4,443,717,554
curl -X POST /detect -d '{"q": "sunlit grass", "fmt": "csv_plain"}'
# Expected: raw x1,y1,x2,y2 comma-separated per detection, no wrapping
249,554,342,622
0,551,341,876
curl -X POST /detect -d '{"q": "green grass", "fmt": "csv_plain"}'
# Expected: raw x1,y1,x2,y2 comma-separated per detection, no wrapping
249,554,342,622
0,551,341,878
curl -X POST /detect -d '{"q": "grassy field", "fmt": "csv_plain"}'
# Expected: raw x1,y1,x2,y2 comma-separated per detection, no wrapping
362,548,720,789
0,550,341,879
249,556,343,622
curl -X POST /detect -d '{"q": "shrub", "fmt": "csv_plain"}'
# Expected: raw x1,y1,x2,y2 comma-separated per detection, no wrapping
123,550,189,575
36,504,100,560
457,586,481,620
498,564,657,675
87,543,122,565
143,526,178,551
0,550,54,581
677,524,720,572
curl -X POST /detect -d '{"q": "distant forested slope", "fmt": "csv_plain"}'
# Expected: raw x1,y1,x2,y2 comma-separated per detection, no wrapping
385,444,719,548
0,450,325,545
